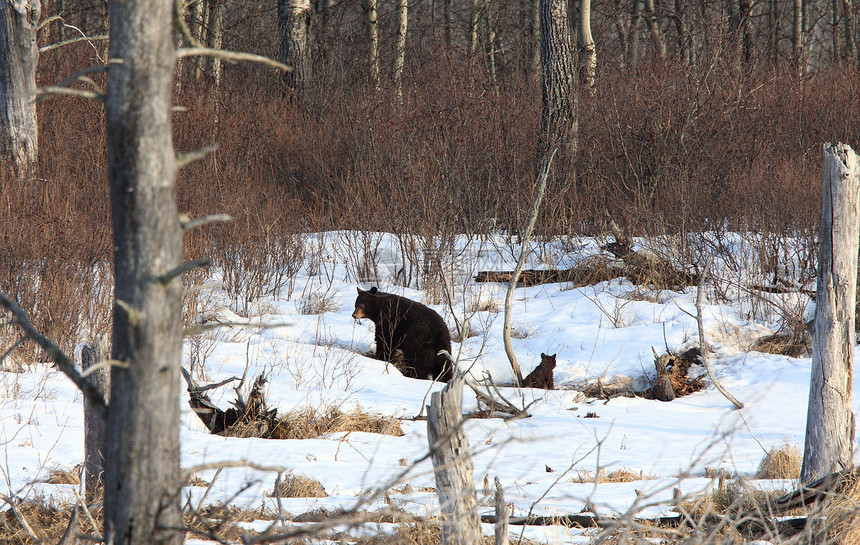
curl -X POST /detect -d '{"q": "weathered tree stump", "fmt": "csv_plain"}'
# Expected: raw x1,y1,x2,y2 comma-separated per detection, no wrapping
427,376,481,545
82,337,110,503
802,142,860,483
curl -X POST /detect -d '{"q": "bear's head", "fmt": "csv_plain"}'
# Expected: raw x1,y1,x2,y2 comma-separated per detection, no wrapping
540,353,557,370
352,286,380,320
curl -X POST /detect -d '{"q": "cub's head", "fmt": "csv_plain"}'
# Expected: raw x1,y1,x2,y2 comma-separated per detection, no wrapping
540,353,557,370
352,286,380,320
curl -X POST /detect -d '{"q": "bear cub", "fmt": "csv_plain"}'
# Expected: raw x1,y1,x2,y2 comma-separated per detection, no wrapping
352,286,453,382
523,353,556,389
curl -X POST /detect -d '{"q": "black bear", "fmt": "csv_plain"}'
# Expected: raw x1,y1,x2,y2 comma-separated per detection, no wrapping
523,353,556,389
352,286,453,382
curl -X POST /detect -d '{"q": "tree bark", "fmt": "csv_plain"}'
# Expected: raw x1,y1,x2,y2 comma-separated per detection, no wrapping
801,143,860,483
278,0,311,96
427,376,481,545
0,0,39,171
82,339,110,503
104,0,183,541
539,0,576,156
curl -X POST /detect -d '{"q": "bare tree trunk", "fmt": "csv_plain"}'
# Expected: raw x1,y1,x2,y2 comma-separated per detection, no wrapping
82,339,110,503
204,0,222,88
530,0,541,77
643,0,666,59
104,0,183,541
630,0,643,70
427,376,481,545
469,0,481,56
278,0,312,97
673,0,691,65
486,1,498,84
494,477,508,545
801,143,860,483
844,0,857,65
614,0,629,67
394,0,407,106
578,0,596,94
769,0,780,67
443,0,451,50
365,0,379,89
793,0,804,75
539,0,576,155
0,0,39,171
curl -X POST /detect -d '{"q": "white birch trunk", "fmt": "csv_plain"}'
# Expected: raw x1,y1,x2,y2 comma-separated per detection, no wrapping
801,143,860,483
578,0,596,94
394,0,407,106
427,376,481,545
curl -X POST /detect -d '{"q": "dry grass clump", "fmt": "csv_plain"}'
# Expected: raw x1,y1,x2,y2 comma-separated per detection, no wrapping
189,502,281,542
185,474,211,487
751,331,810,358
268,473,328,498
467,299,499,313
824,471,860,545
755,441,802,480
0,499,103,544
275,405,405,439
570,468,658,484
45,466,81,485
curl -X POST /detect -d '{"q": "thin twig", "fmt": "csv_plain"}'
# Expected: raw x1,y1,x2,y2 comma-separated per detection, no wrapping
40,34,108,53
503,147,557,386
181,213,232,231
176,145,219,169
696,257,744,410
176,47,292,72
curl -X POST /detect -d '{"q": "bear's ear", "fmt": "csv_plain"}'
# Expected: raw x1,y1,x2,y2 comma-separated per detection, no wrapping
369,286,378,294
357,287,363,294
541,353,547,358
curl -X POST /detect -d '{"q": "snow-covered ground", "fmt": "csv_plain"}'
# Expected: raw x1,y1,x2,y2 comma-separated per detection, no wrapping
0,231,843,542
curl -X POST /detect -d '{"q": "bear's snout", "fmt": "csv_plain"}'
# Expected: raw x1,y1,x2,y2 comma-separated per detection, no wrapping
352,308,366,319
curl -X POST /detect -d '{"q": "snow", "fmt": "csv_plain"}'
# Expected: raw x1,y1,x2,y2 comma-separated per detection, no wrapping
0,231,842,543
